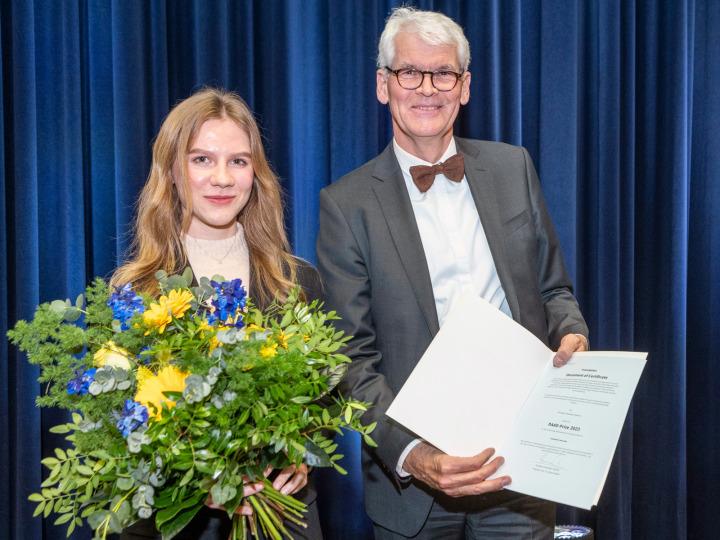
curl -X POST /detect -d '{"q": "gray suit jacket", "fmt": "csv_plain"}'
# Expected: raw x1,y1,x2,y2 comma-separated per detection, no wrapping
316,138,588,536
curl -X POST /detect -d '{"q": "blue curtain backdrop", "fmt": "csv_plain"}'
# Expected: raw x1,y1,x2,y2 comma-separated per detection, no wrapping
1,1,718,539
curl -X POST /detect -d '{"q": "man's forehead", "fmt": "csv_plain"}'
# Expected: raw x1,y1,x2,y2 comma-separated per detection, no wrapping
396,61,458,70
392,32,461,69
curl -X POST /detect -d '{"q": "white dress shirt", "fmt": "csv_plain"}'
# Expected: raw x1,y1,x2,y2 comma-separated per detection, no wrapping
393,138,510,475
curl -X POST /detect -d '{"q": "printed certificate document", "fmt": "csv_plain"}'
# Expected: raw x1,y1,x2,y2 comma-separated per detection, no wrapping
386,295,646,509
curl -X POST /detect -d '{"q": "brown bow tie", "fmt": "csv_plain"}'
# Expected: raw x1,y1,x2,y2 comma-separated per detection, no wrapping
409,153,465,193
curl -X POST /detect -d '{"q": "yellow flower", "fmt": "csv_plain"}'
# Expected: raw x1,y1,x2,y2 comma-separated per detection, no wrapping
93,341,131,370
197,319,212,333
134,365,189,418
195,318,221,352
143,298,172,334
246,323,265,334
165,289,194,318
276,331,292,349
136,365,154,386
142,290,194,334
209,336,221,353
260,342,278,358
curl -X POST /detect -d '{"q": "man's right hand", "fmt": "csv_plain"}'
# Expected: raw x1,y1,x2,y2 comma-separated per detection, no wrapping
402,442,511,497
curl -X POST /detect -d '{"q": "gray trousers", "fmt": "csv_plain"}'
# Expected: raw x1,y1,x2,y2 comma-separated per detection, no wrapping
373,490,554,540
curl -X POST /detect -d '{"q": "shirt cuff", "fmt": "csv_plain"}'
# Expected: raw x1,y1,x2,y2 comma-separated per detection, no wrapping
396,438,423,478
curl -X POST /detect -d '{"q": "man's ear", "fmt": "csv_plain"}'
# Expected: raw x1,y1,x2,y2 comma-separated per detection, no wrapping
376,69,389,104
460,71,471,106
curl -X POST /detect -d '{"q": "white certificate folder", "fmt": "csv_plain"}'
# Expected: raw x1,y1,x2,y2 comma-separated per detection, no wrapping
386,295,646,510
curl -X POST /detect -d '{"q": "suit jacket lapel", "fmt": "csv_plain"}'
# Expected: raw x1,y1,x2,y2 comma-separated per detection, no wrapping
370,144,440,336
457,138,522,322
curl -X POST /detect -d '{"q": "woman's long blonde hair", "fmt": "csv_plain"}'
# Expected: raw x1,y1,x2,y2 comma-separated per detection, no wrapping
111,88,297,305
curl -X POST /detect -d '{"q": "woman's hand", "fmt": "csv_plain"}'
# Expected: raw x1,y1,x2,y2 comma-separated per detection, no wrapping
206,476,265,516
271,464,309,495
205,464,309,515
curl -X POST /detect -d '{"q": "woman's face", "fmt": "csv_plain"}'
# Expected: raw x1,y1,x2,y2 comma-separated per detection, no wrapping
179,117,255,239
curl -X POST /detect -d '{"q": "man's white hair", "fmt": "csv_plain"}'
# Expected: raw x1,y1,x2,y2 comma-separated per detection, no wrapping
377,6,471,71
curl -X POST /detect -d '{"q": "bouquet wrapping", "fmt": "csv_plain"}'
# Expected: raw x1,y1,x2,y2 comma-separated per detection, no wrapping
8,269,375,539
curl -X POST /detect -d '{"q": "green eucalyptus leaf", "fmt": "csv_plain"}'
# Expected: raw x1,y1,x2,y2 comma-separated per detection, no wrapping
182,267,194,285
49,300,68,316
87,510,109,530
116,477,134,491
63,307,82,322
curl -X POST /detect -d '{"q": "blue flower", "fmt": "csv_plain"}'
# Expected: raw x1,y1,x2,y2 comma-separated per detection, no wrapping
108,283,145,331
67,368,97,395
207,279,246,328
136,346,151,365
116,399,149,438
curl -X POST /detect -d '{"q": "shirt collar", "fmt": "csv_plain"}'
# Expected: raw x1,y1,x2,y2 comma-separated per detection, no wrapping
393,138,459,200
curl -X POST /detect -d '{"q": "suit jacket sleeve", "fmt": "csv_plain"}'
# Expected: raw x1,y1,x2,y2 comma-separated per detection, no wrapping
295,258,324,304
522,146,589,346
316,188,416,480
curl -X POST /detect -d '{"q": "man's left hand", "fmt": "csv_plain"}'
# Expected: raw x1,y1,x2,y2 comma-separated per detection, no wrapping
553,333,588,367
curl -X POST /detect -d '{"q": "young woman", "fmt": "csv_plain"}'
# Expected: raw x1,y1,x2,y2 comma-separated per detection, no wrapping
114,88,323,540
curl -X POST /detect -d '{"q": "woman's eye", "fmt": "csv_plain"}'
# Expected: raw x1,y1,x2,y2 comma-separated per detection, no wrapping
191,156,210,164
231,158,248,167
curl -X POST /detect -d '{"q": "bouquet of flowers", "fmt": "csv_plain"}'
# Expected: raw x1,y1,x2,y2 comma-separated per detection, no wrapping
7,269,375,539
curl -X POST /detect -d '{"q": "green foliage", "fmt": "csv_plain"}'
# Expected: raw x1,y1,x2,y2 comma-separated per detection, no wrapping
7,272,374,539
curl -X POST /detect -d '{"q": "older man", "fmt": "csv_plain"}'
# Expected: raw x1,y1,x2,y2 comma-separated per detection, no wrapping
317,7,588,539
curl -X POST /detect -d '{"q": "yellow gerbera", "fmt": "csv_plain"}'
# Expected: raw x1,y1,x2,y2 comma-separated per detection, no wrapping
142,290,194,334
165,289,194,318
134,365,189,418
93,341,131,370
143,298,172,334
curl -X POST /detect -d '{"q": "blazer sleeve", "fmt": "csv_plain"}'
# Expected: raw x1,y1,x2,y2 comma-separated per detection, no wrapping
316,187,416,481
522,147,589,346
294,258,325,304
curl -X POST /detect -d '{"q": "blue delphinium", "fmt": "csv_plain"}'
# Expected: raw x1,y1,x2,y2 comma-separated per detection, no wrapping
108,283,145,331
67,368,97,395
116,399,149,438
208,279,246,328
136,346,151,365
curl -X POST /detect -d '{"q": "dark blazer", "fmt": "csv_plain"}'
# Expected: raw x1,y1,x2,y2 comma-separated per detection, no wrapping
120,259,324,540
316,138,588,536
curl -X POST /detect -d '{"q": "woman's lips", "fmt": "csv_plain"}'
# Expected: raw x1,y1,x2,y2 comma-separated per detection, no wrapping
205,196,236,205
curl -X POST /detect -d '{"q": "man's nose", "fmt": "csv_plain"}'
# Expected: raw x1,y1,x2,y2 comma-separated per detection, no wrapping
416,72,438,96
210,164,234,187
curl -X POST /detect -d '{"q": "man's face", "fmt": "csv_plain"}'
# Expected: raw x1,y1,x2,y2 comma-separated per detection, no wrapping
377,32,471,154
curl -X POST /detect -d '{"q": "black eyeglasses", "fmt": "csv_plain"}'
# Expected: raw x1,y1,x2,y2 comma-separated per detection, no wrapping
385,67,465,91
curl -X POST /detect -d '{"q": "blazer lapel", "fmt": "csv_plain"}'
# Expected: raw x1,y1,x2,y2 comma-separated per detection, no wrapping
370,144,440,336
457,139,522,323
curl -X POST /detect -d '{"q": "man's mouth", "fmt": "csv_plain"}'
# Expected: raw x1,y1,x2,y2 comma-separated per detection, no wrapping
412,104,442,111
